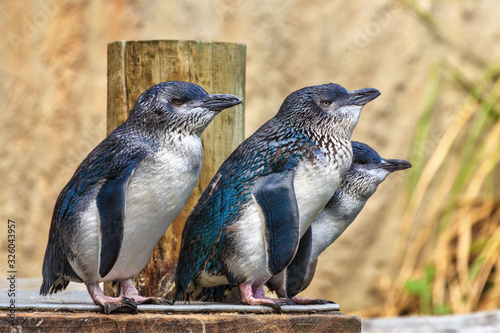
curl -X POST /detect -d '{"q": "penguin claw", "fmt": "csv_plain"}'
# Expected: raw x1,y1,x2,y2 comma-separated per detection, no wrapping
122,297,139,313
259,301,282,313
101,297,138,314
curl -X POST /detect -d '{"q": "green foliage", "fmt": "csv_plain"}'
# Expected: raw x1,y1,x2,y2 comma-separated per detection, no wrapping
404,266,435,314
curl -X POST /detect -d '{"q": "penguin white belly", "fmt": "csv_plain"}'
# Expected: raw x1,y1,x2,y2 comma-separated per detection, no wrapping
98,136,202,282
71,199,101,282
224,202,271,285
193,203,271,288
222,159,349,285
310,209,343,262
292,159,343,237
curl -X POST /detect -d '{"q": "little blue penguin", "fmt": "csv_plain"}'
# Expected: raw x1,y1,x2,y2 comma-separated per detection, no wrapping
40,81,242,314
266,141,412,303
174,83,380,309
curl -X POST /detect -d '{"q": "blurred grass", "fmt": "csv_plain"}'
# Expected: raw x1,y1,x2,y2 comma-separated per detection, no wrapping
376,57,500,317
358,1,500,317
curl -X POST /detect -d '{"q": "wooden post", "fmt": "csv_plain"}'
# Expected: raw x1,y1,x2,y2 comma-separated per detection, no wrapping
104,40,246,298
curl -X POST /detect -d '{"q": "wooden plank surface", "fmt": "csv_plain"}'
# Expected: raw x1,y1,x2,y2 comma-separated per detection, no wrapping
2,282,354,332
0,289,340,314
105,40,246,298
1,312,360,333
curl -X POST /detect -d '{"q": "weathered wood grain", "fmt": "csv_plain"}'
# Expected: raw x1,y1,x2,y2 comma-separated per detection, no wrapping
0,312,361,333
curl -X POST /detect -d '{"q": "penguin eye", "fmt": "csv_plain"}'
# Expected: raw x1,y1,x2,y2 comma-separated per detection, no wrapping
171,98,185,106
320,100,332,107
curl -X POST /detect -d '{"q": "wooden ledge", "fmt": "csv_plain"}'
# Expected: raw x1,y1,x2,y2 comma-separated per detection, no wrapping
0,290,360,332
1,311,360,333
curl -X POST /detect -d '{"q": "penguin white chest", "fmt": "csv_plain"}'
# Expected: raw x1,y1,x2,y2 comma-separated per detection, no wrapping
293,159,344,237
310,194,366,261
103,136,203,281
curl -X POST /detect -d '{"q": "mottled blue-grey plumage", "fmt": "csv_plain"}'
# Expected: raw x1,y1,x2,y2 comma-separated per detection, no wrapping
40,81,241,313
175,83,380,307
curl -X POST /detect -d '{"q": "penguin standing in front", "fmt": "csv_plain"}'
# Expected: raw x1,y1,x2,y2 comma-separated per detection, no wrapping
174,83,380,308
266,141,412,303
40,81,242,314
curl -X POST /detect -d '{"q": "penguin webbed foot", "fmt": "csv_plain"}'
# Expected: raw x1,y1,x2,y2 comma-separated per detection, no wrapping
239,282,295,313
282,297,296,305
101,297,138,315
262,297,296,312
126,295,173,305
290,296,336,305
240,297,295,313
87,283,138,314
99,296,174,314
258,300,283,313
135,297,161,305
117,279,171,305
136,296,172,305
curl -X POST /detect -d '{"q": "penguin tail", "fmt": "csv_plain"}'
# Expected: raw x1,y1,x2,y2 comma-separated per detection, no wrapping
40,230,82,296
195,286,228,302
40,274,69,296
172,287,184,304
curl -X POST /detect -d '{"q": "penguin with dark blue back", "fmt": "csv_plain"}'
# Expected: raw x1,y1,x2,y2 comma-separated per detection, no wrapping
40,81,241,314
174,83,380,309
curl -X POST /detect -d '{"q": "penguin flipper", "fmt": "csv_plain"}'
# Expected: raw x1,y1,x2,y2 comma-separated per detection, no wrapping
252,169,300,275
284,225,313,297
96,157,142,278
301,258,318,293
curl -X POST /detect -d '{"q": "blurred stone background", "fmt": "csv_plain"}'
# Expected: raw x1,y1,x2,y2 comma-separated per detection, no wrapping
1,0,498,314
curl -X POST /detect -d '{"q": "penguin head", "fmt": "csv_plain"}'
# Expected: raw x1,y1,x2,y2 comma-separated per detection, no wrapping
347,141,412,196
276,83,380,138
129,81,242,136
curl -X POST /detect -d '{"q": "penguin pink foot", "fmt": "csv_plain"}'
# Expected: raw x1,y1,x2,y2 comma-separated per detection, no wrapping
87,283,137,314
119,279,171,305
239,283,294,311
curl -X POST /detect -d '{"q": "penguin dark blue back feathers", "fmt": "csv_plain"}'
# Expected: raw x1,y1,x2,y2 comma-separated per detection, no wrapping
266,141,411,303
174,83,380,309
40,81,241,314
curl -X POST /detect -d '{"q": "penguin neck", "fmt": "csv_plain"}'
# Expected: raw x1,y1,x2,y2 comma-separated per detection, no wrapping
278,109,356,154
125,117,201,150
339,169,380,201
296,120,352,158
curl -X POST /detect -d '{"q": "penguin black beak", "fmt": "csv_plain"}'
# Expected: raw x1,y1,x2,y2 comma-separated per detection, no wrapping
202,94,242,112
379,158,412,172
348,88,381,106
